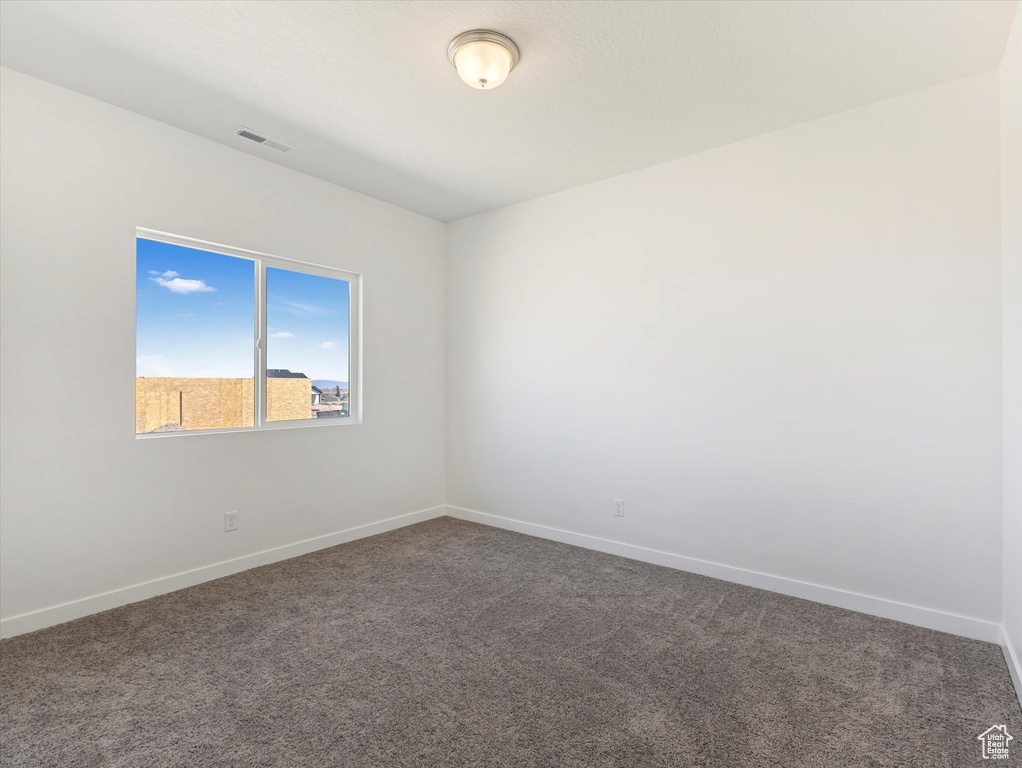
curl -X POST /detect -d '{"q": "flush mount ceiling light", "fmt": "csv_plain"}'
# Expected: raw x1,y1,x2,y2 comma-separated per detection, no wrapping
447,30,520,90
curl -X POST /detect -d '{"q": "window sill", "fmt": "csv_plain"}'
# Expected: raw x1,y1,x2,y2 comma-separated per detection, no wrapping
135,417,360,439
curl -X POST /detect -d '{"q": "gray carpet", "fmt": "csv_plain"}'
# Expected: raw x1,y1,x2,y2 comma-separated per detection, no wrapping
1,517,1019,768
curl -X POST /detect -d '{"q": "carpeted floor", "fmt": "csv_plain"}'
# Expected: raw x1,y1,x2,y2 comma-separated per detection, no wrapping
1,517,1019,768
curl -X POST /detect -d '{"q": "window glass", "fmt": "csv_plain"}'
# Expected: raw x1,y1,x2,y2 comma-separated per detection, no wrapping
135,238,255,433
265,267,351,422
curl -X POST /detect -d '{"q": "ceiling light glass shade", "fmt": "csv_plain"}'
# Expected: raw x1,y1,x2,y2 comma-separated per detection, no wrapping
448,30,520,90
454,42,511,89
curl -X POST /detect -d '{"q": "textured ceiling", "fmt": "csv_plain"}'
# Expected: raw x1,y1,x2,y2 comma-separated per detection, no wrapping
0,0,1017,221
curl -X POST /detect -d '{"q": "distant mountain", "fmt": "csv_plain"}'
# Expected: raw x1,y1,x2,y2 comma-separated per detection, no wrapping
312,380,348,389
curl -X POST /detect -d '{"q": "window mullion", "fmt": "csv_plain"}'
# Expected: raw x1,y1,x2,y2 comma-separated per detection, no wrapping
255,259,267,428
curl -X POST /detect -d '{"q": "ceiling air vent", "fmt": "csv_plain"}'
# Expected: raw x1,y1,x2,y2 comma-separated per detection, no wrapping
235,127,293,153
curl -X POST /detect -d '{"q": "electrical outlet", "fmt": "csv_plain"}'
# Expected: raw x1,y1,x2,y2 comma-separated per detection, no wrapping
614,498,624,517
225,511,239,532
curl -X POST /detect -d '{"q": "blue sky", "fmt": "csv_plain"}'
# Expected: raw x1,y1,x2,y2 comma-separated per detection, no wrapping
137,238,350,381
266,266,350,383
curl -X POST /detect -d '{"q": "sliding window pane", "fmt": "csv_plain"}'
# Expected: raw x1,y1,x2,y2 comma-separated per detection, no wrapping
265,267,350,422
135,238,255,433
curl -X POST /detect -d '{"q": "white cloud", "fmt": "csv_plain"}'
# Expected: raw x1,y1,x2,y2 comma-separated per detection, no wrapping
276,299,332,317
268,331,294,339
136,353,251,378
160,270,179,278
148,270,160,275
150,275,216,294
136,354,172,377
319,341,337,349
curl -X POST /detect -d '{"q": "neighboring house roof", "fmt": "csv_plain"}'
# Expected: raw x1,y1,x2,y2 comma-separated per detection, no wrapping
321,396,341,403
311,385,322,394
266,369,309,379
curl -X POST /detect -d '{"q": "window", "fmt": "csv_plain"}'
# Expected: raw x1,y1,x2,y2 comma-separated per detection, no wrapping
135,229,360,436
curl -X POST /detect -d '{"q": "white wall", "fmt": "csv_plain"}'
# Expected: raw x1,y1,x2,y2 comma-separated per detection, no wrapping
447,72,1003,629
1001,8,1022,685
1,57,1011,647
0,68,446,631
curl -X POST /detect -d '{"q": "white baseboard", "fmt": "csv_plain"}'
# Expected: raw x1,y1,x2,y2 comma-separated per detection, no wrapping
6,503,1009,661
0,505,446,640
1003,627,1022,710
445,505,1002,645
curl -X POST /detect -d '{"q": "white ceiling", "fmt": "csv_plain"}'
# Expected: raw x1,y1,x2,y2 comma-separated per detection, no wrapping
1,0,1016,222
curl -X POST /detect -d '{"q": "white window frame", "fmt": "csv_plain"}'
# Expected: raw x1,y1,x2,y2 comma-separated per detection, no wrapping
135,227,362,438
